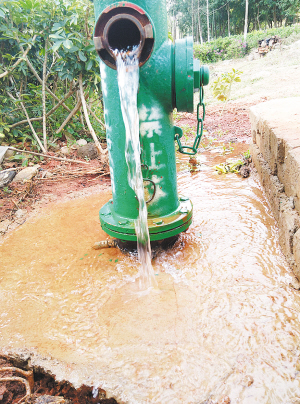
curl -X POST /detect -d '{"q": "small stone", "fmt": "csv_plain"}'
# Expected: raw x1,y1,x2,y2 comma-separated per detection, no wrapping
0,146,9,164
290,276,300,290
189,157,200,166
44,171,53,178
2,162,16,169
4,149,15,160
49,143,60,152
240,375,254,387
13,165,40,182
0,170,16,187
239,165,251,178
0,219,11,233
29,395,72,404
77,138,87,146
218,396,231,404
15,209,26,219
60,146,70,155
77,143,98,160
65,132,75,143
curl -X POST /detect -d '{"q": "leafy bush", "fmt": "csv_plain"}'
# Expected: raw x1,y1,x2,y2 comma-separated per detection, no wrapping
0,0,105,152
194,38,248,63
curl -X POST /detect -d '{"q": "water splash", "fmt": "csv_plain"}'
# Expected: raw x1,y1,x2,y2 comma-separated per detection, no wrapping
115,50,156,290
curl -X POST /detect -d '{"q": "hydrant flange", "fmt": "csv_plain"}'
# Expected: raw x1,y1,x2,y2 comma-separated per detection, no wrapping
100,196,192,241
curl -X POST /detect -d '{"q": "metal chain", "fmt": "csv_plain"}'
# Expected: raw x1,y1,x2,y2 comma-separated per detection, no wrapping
175,85,205,156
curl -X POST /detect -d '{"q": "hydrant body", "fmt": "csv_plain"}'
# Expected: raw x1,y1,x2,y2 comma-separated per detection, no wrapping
93,0,209,241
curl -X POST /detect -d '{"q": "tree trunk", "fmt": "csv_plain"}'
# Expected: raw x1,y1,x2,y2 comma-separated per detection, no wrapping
273,5,277,28
52,73,59,106
198,0,203,44
23,55,71,113
257,3,261,30
244,0,249,42
227,3,231,36
206,0,210,42
192,0,194,41
10,84,77,129
42,38,48,152
78,73,107,155
56,99,82,135
7,85,46,153
173,8,176,41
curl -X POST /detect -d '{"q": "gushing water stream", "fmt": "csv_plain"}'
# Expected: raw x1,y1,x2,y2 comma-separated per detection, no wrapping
114,50,156,290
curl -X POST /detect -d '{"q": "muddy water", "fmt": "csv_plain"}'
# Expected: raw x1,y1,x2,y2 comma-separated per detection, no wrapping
1,151,300,403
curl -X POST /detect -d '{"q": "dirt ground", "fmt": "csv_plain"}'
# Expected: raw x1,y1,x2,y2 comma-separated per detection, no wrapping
0,355,118,404
206,38,300,106
0,38,300,403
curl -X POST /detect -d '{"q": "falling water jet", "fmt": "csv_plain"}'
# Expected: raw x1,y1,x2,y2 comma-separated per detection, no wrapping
114,48,157,291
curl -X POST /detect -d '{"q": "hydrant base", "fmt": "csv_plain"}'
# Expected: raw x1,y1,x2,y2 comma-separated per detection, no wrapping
100,196,193,242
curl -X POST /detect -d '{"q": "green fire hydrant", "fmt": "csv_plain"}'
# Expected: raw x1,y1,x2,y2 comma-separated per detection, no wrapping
92,0,209,242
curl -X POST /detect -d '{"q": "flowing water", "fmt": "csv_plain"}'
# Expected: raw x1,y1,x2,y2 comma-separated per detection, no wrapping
114,49,156,290
1,150,300,403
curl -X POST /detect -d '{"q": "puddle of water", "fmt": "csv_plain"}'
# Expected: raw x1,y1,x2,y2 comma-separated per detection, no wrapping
1,153,300,403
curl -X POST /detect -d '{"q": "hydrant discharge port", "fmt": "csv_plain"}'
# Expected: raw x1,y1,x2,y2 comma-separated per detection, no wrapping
94,4,154,69
107,17,141,52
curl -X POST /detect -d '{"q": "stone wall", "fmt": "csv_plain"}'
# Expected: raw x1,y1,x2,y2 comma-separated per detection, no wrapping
250,98,300,278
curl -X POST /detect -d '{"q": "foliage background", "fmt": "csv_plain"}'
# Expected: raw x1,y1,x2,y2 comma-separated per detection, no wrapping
0,0,105,153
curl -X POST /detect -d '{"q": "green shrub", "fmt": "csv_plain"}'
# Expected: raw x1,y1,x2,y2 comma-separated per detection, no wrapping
194,37,248,63
194,24,300,63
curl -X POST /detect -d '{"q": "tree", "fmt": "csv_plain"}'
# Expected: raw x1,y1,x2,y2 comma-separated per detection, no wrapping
167,0,300,42
244,0,249,41
207,0,210,41
0,0,106,153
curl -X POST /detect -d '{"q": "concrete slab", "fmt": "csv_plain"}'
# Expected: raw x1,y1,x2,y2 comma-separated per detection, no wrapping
250,97,300,276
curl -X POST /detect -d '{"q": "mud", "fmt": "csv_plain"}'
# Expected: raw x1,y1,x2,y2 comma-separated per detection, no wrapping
0,355,117,403
1,143,300,403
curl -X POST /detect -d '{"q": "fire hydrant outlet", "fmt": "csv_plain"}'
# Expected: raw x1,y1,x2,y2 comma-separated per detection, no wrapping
94,3,154,69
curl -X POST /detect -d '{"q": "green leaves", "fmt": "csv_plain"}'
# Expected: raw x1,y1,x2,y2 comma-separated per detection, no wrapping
85,59,93,70
212,68,243,103
0,6,8,18
0,0,105,149
49,32,65,40
214,158,244,175
78,50,87,61
63,39,73,49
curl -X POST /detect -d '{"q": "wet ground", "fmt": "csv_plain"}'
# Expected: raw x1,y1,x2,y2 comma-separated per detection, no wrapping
1,146,300,404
